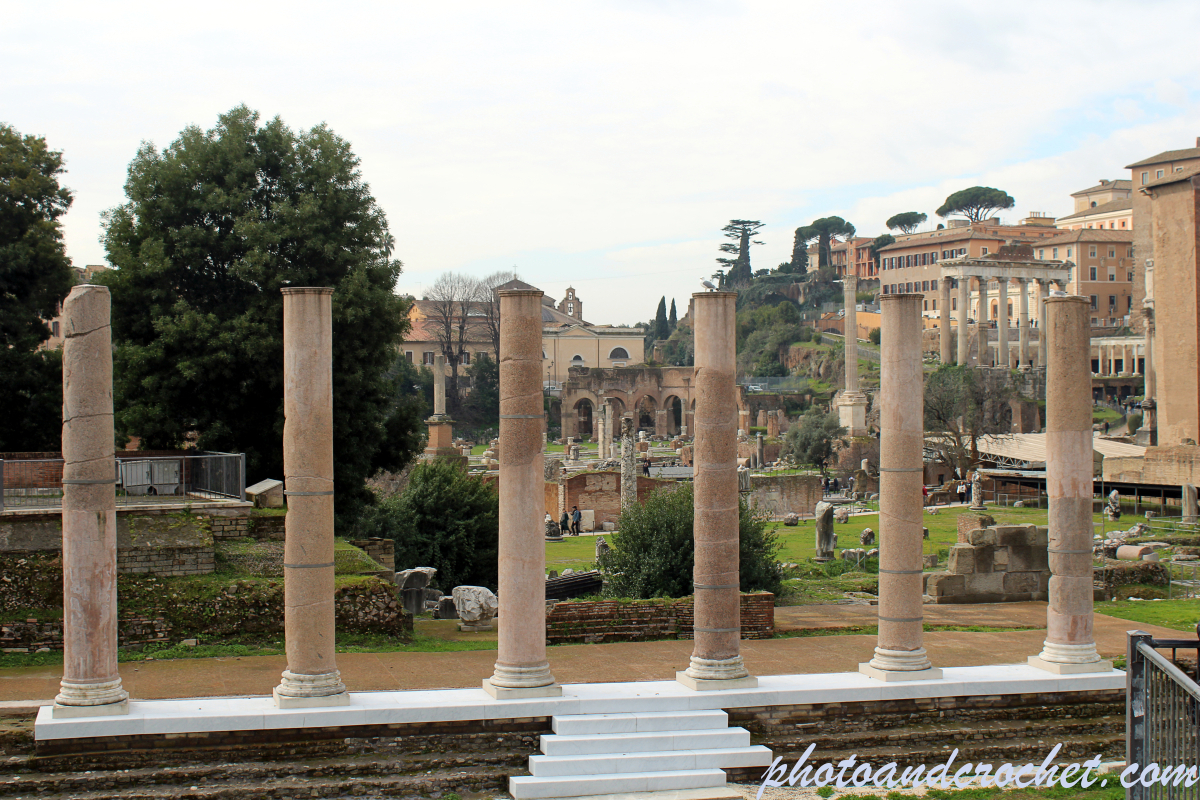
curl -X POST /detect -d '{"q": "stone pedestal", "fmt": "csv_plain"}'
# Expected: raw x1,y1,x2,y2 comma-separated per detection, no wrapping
275,288,348,708
835,391,869,438
861,293,941,683
679,290,756,691
1029,296,1110,675
53,285,129,719
487,286,561,699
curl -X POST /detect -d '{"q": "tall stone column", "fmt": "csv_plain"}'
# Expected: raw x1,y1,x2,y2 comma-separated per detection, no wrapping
53,285,128,718
755,432,764,469
679,291,756,691
939,278,952,364
598,403,608,460
1018,278,1030,370
997,277,1010,369
434,354,446,414
620,417,637,508
957,277,970,366
1030,296,1110,675
1037,282,1049,371
275,288,347,708
861,293,941,682
977,278,989,365
835,276,868,436
1122,344,1133,377
486,286,561,698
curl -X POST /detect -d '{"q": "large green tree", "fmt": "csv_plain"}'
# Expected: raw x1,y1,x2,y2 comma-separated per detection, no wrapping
0,125,75,451
780,408,846,470
716,220,764,286
923,365,1013,474
97,106,418,530
794,217,855,271
886,211,927,234
936,186,1015,223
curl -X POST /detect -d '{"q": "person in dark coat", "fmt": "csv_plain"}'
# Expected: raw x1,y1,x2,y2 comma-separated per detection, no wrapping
559,511,570,535
571,506,582,535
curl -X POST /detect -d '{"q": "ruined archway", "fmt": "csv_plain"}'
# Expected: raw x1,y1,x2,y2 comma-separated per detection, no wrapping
635,395,658,432
573,398,594,438
664,394,684,436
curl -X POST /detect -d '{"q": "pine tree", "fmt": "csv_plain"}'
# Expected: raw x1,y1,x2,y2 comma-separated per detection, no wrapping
716,220,764,285
668,298,678,331
654,296,669,340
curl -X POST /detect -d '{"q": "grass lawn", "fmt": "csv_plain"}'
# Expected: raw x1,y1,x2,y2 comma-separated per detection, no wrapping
1092,407,1123,423
1095,598,1200,632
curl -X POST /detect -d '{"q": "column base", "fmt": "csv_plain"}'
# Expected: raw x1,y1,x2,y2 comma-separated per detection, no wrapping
858,663,944,682
458,622,495,632
482,679,562,699
675,671,759,691
273,687,351,708
1027,656,1113,674
52,699,130,718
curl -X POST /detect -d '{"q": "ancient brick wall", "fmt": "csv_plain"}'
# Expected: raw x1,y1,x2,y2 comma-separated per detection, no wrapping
545,592,773,644
747,474,822,518
351,538,396,573
548,471,676,527
925,524,1050,603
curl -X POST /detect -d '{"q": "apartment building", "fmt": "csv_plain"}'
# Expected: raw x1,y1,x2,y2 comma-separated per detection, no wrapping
1034,229,1135,326
1056,179,1133,231
1128,138,1200,327
875,221,1065,317
809,237,878,279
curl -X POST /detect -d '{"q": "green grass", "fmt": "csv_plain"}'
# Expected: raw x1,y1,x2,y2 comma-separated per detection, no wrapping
1092,407,1123,423
1096,597,1200,632
546,535,600,574
777,624,1036,639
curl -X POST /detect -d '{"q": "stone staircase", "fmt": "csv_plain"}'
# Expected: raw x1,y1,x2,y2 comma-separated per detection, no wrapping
508,710,771,800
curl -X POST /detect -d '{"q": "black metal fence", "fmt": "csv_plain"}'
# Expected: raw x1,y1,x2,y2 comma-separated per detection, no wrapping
1127,629,1200,798
0,452,245,511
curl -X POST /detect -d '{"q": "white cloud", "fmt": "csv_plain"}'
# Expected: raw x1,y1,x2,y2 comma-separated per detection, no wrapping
3,0,1199,323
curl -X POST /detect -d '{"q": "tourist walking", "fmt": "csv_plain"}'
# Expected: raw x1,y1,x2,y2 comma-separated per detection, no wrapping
571,506,582,535
559,511,570,536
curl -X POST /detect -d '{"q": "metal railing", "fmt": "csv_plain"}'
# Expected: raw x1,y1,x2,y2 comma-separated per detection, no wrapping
1127,629,1200,799
0,452,245,511
737,376,813,392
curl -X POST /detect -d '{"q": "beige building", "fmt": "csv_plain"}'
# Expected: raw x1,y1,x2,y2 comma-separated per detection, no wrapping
402,286,645,388
1034,229,1135,326
1128,139,1200,331
1055,179,1133,232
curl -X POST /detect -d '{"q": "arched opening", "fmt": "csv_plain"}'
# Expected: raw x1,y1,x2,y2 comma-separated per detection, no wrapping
635,395,658,431
608,347,630,361
664,395,683,435
573,398,594,438
571,354,585,367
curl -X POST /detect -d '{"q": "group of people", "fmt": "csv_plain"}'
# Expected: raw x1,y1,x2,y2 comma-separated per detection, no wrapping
821,475,853,495
555,506,583,535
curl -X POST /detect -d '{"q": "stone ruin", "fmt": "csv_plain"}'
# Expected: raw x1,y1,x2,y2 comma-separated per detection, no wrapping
923,524,1050,604
813,501,835,562
452,585,498,631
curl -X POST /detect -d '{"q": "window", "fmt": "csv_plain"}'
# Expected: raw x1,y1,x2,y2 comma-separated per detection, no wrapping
1109,269,1116,281
981,247,989,255
932,299,937,311
1089,295,1098,310
1109,222,1115,229
423,351,435,365
921,280,929,292
1089,245,1097,258
1127,296,1133,311
952,298,957,311
1089,267,1097,281
1067,248,1072,258
1109,295,1117,309
1127,270,1134,282
931,251,938,263
571,355,584,366
567,303,574,314
931,279,938,291
1120,221,1126,228
404,351,413,363
1157,169,1165,179
608,347,630,360
461,350,471,364
1127,246,1134,257
959,248,967,256
923,300,928,311
51,321,59,337
1141,171,1149,185
1038,249,1044,259
1108,247,1116,258
906,282,913,293
882,285,888,294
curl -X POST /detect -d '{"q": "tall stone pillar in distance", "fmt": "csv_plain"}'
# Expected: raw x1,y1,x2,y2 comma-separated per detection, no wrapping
620,417,637,509
1030,295,1111,675
939,277,952,364
275,288,347,708
679,290,757,691
861,293,941,682
755,432,765,469
424,355,464,465
54,285,128,718
598,403,608,460
997,277,1010,369
486,286,561,698
957,278,970,366
834,276,869,436
1038,283,1049,371
1017,279,1030,371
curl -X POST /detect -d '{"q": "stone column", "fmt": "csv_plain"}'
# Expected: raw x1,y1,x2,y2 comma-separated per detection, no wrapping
939,277,952,364
1122,344,1133,377
1018,279,1030,370
755,432,764,469
275,287,347,708
997,277,1010,369
620,417,636,509
655,408,669,438
598,403,608,460
861,293,940,682
843,276,859,391
53,285,128,718
957,277,970,366
433,354,446,414
486,286,560,698
1038,283,1049,371
1030,296,1110,675
679,291,756,691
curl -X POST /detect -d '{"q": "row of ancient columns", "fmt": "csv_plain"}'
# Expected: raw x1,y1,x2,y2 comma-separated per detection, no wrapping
53,286,1109,718
942,276,1061,369
1091,342,1143,377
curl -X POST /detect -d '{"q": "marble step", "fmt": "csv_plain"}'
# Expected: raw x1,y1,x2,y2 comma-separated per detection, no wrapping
534,789,742,800
529,746,773,777
552,710,729,735
509,768,729,799
541,728,750,756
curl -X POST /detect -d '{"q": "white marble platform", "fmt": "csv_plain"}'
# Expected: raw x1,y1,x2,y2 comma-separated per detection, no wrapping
34,664,1125,742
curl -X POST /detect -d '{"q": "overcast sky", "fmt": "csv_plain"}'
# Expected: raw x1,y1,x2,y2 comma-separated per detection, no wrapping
5,1,1200,325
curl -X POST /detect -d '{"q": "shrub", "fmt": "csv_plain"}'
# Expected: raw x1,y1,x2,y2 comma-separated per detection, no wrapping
597,483,783,599
358,459,499,590
868,327,881,345
1127,412,1142,431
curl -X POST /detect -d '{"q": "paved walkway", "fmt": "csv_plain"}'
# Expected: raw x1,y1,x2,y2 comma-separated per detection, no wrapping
0,604,1169,710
